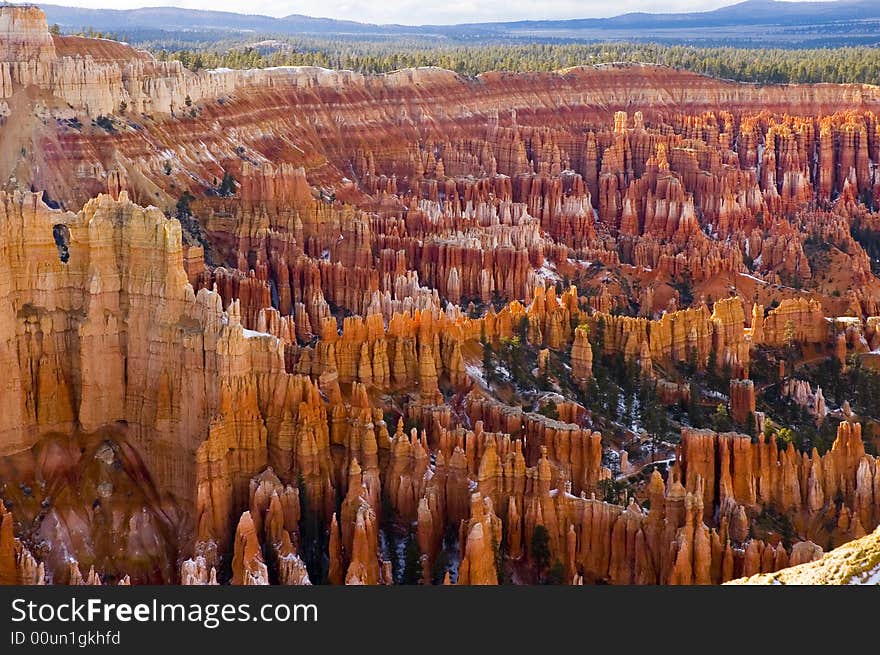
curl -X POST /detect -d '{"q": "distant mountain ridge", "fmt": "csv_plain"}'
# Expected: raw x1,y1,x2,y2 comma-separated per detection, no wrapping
29,5,386,34
456,0,880,30
26,1,880,44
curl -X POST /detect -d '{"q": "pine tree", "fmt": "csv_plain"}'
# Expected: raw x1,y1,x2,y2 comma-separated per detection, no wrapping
218,171,237,197
175,191,194,218
430,549,450,585
545,560,565,585
530,525,551,577
481,337,496,383
402,536,421,585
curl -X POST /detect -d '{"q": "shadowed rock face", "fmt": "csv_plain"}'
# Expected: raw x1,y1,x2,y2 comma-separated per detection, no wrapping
0,426,180,584
2,6,880,585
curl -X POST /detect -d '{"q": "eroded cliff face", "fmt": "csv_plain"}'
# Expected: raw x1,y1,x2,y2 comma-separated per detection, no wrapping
0,189,302,582
3,7,880,585
2,188,879,585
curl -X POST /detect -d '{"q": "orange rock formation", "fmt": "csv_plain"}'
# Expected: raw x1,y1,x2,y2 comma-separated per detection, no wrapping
3,7,880,586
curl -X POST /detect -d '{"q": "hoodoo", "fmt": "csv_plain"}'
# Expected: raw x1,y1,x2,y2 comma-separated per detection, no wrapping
1,5,880,585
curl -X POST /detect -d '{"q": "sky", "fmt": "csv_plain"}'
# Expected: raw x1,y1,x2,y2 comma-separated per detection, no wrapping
27,0,833,27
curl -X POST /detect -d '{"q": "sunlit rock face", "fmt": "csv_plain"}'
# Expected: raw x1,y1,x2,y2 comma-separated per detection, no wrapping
2,6,880,585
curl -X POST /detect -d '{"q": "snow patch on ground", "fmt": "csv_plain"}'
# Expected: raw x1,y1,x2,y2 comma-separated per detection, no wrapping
704,389,728,402
848,561,880,585
466,364,487,387
535,262,561,282
739,272,766,284
242,328,273,339
241,66,338,74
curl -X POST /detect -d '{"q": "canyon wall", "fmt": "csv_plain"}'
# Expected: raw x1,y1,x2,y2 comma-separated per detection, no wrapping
3,6,880,585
